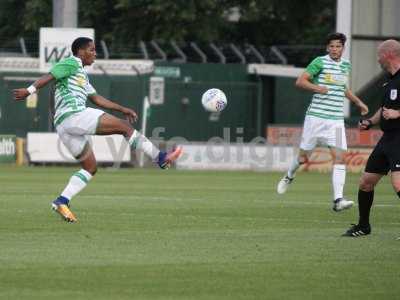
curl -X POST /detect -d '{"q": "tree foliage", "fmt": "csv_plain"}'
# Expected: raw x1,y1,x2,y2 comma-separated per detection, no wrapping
0,0,336,46
0,0,51,38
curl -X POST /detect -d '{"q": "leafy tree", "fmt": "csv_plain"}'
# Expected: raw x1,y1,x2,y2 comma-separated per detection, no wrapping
0,0,51,38
107,0,235,43
232,0,335,45
0,0,336,52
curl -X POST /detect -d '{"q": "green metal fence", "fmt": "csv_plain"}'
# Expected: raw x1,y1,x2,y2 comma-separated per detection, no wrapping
146,80,261,142
0,63,263,142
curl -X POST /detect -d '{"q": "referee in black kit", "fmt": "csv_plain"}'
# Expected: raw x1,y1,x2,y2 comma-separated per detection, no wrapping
343,39,400,237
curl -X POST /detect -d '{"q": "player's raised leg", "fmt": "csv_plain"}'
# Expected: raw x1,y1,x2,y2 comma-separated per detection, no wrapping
277,115,318,195
52,145,96,222
96,113,182,169
277,149,309,194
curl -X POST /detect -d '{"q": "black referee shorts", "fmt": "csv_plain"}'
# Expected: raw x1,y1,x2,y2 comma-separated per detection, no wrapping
365,132,400,174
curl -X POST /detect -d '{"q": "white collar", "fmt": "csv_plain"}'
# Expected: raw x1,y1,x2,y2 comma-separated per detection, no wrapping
326,54,342,64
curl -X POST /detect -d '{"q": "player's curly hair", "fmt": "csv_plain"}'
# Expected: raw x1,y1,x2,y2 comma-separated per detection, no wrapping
71,37,93,56
326,33,347,46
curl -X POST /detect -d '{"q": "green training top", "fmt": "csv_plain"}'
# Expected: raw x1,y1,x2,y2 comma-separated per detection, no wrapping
305,54,351,120
50,56,96,126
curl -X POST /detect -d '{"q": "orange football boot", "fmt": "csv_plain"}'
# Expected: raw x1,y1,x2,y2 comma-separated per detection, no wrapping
52,202,77,223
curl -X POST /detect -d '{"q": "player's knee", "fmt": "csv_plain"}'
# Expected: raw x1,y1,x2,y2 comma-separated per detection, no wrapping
86,166,97,176
359,176,375,192
121,120,133,137
334,155,345,164
92,167,98,175
298,155,308,164
81,161,97,175
334,159,346,165
332,150,346,164
392,182,400,193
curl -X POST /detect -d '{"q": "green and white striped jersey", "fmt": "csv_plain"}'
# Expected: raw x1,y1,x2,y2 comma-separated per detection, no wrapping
50,56,96,126
305,55,351,120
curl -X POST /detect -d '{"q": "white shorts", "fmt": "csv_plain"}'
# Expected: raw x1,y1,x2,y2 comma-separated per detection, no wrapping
56,108,105,157
299,115,347,151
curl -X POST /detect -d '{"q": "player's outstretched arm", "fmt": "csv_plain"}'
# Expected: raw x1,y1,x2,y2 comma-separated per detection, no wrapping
345,89,369,116
89,94,138,123
295,72,328,94
13,74,55,101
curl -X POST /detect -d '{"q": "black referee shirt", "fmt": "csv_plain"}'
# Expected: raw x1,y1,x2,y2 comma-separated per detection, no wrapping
380,68,400,132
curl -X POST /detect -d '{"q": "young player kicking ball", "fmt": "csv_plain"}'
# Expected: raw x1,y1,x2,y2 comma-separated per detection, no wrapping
13,37,182,223
277,33,368,212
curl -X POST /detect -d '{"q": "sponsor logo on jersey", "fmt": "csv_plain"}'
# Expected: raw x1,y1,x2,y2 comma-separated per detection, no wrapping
77,76,86,87
325,74,347,85
390,89,398,100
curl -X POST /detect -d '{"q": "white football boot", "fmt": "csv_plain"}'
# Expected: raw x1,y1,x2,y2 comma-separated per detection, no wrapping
333,198,354,212
277,175,294,194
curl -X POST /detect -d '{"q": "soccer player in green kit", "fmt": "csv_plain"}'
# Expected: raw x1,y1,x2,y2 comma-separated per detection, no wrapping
13,37,182,222
277,33,368,212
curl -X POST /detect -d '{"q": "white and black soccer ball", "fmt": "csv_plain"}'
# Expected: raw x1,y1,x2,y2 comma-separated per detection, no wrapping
201,88,227,113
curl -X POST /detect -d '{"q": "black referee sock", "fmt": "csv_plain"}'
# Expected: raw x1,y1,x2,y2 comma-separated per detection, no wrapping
397,191,400,199
358,189,374,227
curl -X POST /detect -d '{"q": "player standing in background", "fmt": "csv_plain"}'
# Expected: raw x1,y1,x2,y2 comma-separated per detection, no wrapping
343,39,400,237
277,33,369,212
13,37,182,223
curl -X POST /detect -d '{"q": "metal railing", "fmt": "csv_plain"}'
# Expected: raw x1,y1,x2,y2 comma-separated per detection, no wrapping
0,37,325,67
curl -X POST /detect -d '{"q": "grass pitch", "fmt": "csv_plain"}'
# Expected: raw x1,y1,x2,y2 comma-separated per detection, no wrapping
0,166,399,300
